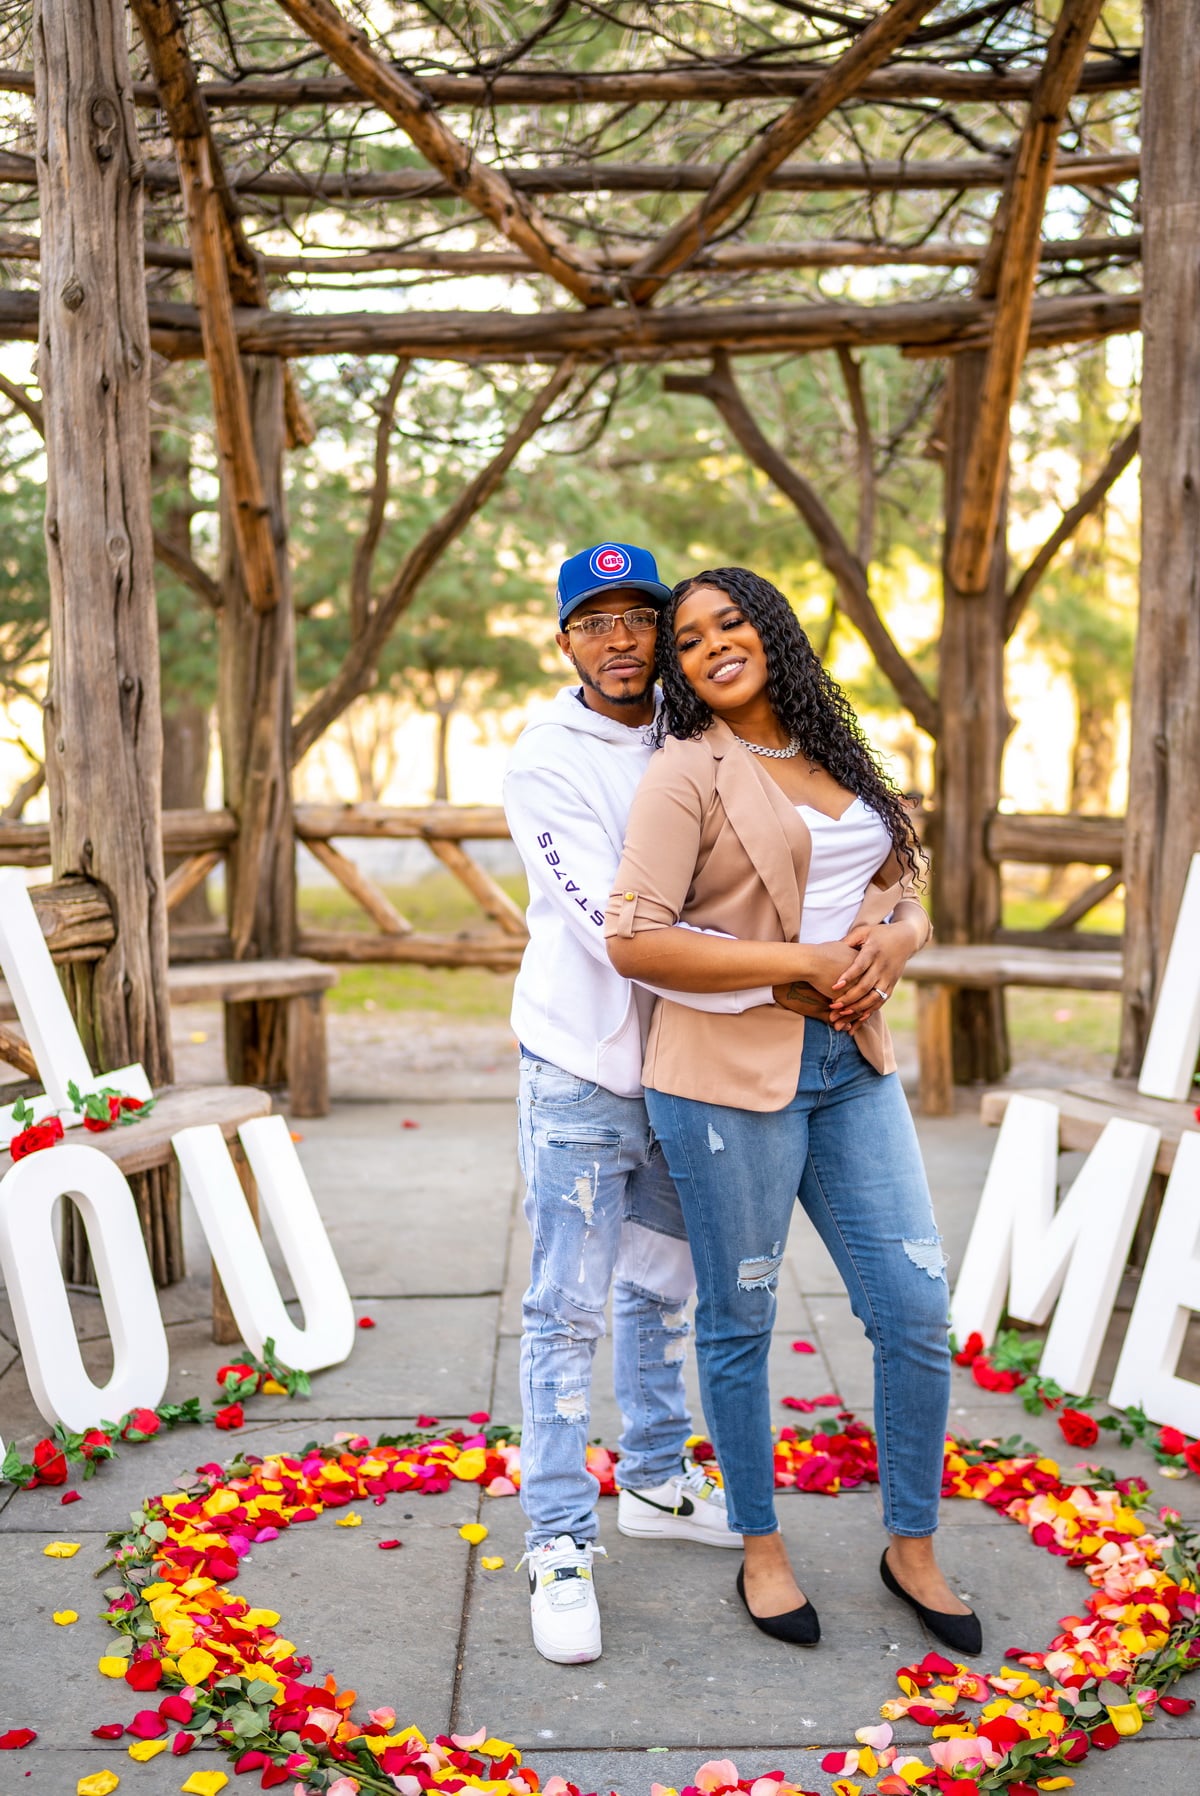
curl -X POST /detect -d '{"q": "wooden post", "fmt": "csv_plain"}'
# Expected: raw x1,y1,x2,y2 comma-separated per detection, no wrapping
1118,0,1200,1079
931,353,1012,1085
217,357,296,1086
34,0,180,1281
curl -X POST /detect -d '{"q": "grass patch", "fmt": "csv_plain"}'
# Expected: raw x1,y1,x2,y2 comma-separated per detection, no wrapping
300,872,526,1020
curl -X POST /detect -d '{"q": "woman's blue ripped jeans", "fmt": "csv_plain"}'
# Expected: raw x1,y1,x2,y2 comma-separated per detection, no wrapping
645,1019,950,1540
517,1052,696,1550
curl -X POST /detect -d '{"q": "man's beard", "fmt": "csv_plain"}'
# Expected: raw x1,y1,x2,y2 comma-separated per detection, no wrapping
574,658,656,707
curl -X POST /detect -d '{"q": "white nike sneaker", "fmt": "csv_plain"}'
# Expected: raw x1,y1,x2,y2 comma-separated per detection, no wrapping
523,1534,603,1663
617,1457,741,1547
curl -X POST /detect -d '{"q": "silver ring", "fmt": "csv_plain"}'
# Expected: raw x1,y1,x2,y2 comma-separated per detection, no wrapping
873,986,889,1002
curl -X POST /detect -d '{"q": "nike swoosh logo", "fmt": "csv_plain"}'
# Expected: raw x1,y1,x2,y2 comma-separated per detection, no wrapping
630,1491,694,1517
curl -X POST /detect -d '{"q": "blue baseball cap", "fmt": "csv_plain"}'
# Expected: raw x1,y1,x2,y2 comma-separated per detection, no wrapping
556,542,672,626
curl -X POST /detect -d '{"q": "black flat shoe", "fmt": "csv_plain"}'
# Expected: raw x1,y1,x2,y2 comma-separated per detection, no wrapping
879,1549,982,1658
736,1564,820,1646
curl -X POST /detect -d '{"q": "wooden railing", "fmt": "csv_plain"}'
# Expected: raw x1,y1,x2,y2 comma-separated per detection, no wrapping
0,805,1126,971
0,804,528,971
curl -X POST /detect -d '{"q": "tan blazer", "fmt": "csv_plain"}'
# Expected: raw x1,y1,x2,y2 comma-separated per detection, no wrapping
602,718,931,1111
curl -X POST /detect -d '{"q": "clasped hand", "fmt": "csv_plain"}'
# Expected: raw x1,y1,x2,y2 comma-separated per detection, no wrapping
773,923,920,1032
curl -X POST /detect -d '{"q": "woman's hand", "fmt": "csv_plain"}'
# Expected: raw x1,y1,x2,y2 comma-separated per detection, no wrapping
828,920,924,1029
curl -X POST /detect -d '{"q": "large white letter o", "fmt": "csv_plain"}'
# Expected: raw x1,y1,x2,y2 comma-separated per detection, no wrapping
0,1145,169,1431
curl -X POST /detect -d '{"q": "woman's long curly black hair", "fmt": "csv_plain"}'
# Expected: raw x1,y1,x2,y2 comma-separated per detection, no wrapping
654,567,925,885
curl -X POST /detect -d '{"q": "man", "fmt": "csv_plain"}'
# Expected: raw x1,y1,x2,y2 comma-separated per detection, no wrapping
504,542,769,1665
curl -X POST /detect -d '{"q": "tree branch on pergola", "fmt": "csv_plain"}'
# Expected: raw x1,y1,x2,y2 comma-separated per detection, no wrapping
292,357,579,764
128,0,313,451
270,0,617,309
947,0,1109,595
1004,420,1140,641
626,0,942,304
131,0,293,614
0,371,220,612
664,350,938,740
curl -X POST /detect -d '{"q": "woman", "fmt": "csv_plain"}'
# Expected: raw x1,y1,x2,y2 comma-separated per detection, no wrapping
603,567,978,1656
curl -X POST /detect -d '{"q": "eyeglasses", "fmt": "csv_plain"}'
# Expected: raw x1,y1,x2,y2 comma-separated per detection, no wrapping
565,606,660,638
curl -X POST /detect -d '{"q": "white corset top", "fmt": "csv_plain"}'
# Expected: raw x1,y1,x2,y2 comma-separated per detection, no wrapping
796,797,891,944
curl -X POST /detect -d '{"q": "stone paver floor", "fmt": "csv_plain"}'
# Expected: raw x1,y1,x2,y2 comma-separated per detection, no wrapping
2,1014,1199,1794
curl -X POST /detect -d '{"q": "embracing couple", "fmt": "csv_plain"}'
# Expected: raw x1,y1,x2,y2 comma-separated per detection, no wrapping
503,542,978,1666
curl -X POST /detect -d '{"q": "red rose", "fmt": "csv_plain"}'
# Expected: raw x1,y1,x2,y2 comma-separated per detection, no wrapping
1184,1440,1200,1475
213,1402,244,1431
125,1658,163,1692
953,1330,984,1367
29,1437,69,1486
1058,1407,1099,1448
1159,1426,1188,1456
216,1361,257,1390
121,1408,161,1440
80,1428,113,1459
119,1096,145,1113
10,1116,65,1160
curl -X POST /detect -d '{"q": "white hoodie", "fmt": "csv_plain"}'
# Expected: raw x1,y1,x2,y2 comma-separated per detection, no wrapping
504,686,767,1098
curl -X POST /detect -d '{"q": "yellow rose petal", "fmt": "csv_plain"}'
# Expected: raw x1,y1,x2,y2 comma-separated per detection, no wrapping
77,1775,121,1796
335,1511,362,1528
43,1539,82,1558
459,1522,488,1545
180,1772,229,1796
128,1740,169,1762
261,1378,287,1394
176,1645,217,1685
53,1609,78,1625
97,1656,129,1678
480,1556,505,1570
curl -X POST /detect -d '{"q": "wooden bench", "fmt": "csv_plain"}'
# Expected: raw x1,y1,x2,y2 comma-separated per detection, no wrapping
0,1083,273,1343
1,957,337,1119
903,943,1123,1115
167,958,338,1119
979,1078,1200,1176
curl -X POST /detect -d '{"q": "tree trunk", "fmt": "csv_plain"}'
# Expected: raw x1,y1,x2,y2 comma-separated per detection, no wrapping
216,356,295,1086
931,351,1012,1083
34,0,177,1282
433,704,453,804
1118,0,1200,1078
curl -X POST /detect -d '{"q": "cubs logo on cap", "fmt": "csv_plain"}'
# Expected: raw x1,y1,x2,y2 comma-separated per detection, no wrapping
556,541,672,625
590,544,632,580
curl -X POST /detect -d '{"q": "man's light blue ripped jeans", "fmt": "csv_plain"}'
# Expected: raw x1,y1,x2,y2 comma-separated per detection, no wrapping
517,1051,696,1550
645,1019,951,1540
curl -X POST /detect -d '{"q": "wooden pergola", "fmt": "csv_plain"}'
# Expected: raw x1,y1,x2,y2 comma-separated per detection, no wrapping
0,0,1195,1157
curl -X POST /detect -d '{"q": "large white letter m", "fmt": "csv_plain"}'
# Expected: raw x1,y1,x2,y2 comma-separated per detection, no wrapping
949,1094,1160,1397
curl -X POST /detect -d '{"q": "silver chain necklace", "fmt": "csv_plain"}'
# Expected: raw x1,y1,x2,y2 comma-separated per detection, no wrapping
733,732,804,761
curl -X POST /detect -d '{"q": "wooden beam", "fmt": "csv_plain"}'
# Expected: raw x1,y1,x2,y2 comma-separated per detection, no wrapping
271,0,614,309
2,227,1143,278
130,0,285,611
128,0,313,449
297,928,523,971
302,837,413,935
0,55,1142,109
424,839,527,939
0,287,1136,364
164,848,223,912
627,0,941,302
0,1021,38,1079
947,0,1109,595
1005,421,1140,637
0,146,1141,202
294,802,511,841
984,811,1123,868
1118,0,1200,1079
